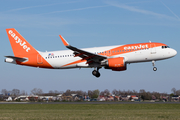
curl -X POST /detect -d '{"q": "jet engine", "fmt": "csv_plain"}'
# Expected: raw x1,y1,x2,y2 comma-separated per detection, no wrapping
102,57,127,71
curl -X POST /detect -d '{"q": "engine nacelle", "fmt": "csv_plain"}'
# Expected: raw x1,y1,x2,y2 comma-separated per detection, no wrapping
103,57,127,71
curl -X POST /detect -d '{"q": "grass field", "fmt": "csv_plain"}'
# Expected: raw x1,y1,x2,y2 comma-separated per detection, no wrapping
0,103,180,120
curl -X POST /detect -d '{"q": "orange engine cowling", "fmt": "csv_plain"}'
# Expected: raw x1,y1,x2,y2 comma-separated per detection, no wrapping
105,57,127,71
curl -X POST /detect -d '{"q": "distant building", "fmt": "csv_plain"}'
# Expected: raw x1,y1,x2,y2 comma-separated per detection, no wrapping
14,96,29,101
171,95,180,101
62,93,73,101
98,96,106,101
120,95,129,101
6,97,12,101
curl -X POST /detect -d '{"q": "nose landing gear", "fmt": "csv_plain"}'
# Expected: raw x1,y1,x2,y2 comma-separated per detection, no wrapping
92,67,101,78
152,60,157,71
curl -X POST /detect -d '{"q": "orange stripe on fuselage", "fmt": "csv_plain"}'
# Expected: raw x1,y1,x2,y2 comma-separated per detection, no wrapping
62,59,86,67
98,42,166,57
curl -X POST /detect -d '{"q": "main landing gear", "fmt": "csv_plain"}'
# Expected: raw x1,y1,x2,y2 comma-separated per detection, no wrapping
92,67,101,78
152,60,157,71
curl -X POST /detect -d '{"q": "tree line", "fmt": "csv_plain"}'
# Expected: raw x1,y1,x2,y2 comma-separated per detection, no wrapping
1,88,180,100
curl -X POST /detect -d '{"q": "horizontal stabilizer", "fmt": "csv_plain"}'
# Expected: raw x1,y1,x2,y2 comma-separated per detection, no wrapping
5,56,28,63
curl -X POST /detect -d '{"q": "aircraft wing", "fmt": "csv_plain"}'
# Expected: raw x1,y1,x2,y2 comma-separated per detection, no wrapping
59,35,107,64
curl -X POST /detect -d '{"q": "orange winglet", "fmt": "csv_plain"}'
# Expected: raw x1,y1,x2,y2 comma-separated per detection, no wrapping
59,35,69,46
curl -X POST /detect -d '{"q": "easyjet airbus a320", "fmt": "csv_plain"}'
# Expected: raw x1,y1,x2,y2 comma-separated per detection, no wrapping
5,28,177,77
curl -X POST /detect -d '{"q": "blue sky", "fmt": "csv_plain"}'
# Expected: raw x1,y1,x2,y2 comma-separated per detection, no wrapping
0,0,180,94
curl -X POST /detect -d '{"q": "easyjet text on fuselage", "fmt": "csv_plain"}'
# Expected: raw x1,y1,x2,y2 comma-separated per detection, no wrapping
124,44,148,50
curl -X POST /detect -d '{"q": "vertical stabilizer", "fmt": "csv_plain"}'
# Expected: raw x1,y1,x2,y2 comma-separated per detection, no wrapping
6,28,37,57
5,28,53,68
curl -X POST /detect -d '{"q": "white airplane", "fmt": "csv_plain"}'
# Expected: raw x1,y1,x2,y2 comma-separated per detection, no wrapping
5,28,177,77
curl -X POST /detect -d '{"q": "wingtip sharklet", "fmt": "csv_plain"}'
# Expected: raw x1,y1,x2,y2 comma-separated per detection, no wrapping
59,35,69,46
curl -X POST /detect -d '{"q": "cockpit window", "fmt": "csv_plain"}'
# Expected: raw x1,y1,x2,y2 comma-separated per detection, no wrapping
162,46,170,49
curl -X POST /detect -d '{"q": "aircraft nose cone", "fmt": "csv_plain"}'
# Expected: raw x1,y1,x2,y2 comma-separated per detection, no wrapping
172,49,177,56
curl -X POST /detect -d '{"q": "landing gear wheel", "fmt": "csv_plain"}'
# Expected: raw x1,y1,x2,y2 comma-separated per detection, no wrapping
92,70,97,75
153,67,157,71
92,70,101,78
152,60,157,71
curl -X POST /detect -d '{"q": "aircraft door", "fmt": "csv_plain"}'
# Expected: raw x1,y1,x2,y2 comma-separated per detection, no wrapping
37,54,43,64
150,43,156,54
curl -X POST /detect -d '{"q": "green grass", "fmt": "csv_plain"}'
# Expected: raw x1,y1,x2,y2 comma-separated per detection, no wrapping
0,103,180,120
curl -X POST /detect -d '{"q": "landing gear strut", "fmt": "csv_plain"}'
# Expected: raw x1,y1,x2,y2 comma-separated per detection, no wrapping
152,60,157,71
92,67,101,78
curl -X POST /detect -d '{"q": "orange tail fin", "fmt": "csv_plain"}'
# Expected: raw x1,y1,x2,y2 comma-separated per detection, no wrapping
6,28,53,68
6,28,37,57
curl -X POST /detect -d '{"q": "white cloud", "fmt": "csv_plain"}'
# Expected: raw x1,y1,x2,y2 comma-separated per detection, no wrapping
3,1,82,13
39,5,109,15
161,1,180,20
105,1,179,21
